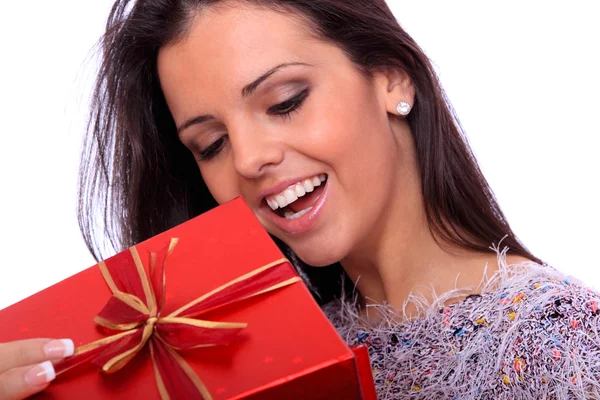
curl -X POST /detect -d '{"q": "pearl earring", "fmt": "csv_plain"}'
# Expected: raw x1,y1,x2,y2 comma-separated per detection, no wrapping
396,101,412,116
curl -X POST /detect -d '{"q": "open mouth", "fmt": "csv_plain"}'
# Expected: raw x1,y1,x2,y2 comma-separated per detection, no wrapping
264,174,327,220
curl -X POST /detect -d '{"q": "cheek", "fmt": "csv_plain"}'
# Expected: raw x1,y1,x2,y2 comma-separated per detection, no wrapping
200,162,241,205
297,94,358,153
307,75,386,150
301,91,391,168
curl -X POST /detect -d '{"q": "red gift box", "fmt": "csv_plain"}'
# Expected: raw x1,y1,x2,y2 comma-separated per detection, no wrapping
0,198,376,399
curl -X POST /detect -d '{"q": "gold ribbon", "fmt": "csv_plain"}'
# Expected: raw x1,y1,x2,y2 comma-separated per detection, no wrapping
55,238,301,399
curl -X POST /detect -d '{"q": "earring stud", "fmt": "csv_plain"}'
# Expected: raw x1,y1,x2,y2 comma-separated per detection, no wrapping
396,101,412,116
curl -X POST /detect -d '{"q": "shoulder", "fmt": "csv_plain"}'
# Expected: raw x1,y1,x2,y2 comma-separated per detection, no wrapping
324,261,600,398
487,260,600,327
481,261,600,397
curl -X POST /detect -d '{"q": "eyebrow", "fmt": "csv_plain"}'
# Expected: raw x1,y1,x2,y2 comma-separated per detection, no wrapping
177,115,215,135
241,62,310,98
177,62,311,135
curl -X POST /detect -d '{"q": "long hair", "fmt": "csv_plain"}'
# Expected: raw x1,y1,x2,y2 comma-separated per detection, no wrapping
78,0,540,304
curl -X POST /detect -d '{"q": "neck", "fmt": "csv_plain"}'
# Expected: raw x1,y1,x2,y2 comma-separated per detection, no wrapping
336,123,531,319
339,180,503,319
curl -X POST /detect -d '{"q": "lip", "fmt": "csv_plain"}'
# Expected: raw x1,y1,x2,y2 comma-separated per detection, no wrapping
259,177,329,236
256,174,326,203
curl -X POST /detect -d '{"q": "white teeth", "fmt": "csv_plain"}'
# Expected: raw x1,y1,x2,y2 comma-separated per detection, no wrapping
267,198,279,210
304,180,314,193
265,174,328,211
284,207,313,220
275,195,287,209
283,188,298,205
294,184,306,197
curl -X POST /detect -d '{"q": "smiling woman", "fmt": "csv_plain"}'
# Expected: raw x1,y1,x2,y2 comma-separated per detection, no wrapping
156,8,434,265
2,0,600,399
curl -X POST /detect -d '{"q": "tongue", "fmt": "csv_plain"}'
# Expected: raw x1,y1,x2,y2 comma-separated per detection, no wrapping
288,184,324,213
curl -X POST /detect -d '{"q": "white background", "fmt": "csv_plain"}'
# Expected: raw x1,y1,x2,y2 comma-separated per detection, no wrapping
0,1,598,310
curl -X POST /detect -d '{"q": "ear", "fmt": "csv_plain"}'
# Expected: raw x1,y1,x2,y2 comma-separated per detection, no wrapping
373,67,415,117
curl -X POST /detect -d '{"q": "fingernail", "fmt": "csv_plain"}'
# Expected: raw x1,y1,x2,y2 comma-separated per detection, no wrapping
24,361,56,386
43,339,74,358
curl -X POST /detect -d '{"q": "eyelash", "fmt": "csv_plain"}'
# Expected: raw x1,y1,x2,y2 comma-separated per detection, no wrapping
267,88,310,119
196,88,310,161
197,136,227,161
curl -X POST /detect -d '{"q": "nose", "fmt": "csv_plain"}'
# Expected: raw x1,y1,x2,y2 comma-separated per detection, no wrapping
230,127,284,179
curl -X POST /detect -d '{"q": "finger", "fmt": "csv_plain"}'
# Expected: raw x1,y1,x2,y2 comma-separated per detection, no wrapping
0,362,55,400
0,339,74,373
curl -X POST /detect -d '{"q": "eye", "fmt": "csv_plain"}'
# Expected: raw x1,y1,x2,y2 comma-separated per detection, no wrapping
267,88,310,119
197,135,228,161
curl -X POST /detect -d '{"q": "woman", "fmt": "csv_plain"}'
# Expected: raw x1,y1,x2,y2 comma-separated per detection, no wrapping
1,0,599,399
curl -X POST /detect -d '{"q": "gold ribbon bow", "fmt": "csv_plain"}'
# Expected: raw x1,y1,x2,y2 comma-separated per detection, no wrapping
54,238,301,399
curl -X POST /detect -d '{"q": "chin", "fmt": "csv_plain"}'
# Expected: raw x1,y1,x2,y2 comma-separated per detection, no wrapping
288,244,345,267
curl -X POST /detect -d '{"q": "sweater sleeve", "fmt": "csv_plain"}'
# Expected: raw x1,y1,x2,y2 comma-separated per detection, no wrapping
497,277,600,399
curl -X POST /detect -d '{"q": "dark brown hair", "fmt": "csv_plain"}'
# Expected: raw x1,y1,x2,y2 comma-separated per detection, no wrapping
79,0,540,303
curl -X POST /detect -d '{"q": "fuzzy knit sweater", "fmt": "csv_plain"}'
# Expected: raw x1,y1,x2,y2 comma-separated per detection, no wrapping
324,255,600,399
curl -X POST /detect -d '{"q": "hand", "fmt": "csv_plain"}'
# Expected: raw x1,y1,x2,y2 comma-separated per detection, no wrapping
0,338,74,400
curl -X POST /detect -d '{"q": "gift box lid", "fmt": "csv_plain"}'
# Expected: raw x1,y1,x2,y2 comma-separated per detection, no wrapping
0,198,375,399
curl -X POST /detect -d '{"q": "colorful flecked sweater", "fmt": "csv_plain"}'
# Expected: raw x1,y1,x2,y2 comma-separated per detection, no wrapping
324,255,600,399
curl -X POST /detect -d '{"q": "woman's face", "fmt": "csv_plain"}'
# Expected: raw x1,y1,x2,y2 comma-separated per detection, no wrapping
158,4,414,266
